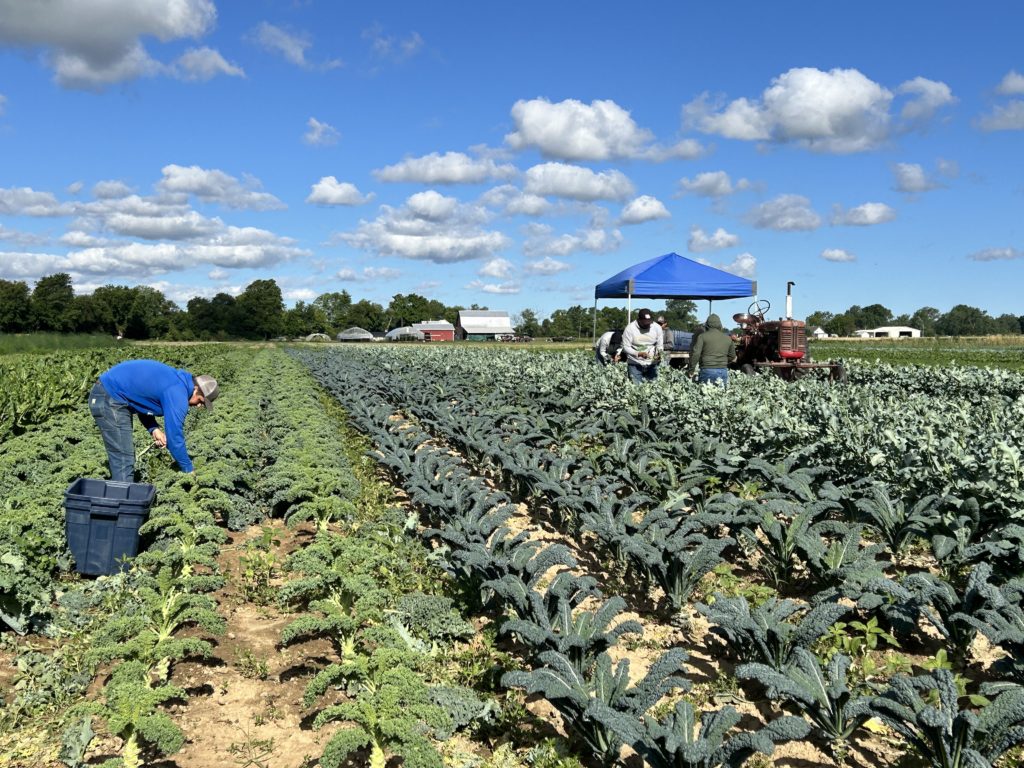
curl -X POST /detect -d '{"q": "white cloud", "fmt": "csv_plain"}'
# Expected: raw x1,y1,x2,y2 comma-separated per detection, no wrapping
968,247,1024,262
975,100,1024,132
249,22,312,68
831,202,896,226
0,225,47,246
304,117,340,147
466,279,520,294
285,288,318,302
684,67,897,153
337,266,402,281
821,248,856,262
523,162,635,201
699,252,757,278
619,195,670,225
93,180,133,199
362,24,423,61
480,185,551,216
171,47,244,81
896,77,956,125
374,151,517,184
523,226,622,257
105,209,223,240
67,181,84,195
996,70,1024,96
406,190,461,221
0,0,217,89
892,162,941,193
208,268,229,280
523,257,571,275
678,171,750,197
307,176,374,206
0,94,6,116
505,97,703,161
748,194,821,231
339,193,509,264
158,164,286,210
0,186,70,217
479,257,514,278
688,226,740,252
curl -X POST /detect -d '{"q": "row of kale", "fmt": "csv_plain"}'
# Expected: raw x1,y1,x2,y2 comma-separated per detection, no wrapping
295,347,1024,768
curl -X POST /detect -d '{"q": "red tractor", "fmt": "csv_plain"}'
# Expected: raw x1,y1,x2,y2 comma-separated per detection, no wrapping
730,282,846,382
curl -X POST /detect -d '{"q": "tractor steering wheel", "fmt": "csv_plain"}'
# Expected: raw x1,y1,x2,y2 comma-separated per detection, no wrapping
748,299,771,321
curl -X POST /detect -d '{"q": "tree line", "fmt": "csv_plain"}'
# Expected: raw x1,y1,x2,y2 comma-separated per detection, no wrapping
0,273,1020,340
805,303,1024,337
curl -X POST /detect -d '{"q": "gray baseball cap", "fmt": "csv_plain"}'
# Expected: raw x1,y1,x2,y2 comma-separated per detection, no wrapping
195,375,219,410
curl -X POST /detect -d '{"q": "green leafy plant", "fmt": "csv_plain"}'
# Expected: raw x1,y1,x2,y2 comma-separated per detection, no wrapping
867,670,1024,768
737,648,872,761
72,660,185,768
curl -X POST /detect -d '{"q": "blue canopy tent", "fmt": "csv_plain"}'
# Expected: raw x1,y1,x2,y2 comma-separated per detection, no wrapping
593,252,756,336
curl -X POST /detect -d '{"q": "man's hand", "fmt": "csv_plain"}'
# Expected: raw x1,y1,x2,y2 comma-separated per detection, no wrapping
638,351,649,359
151,428,167,448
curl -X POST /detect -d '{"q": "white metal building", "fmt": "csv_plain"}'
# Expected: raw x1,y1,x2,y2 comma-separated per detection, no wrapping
853,326,921,338
456,310,515,340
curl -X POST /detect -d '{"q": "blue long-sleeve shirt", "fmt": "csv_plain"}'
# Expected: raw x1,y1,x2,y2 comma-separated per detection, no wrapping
99,360,195,472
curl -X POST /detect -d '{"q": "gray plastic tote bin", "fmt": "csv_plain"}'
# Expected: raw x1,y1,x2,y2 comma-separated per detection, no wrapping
64,478,156,575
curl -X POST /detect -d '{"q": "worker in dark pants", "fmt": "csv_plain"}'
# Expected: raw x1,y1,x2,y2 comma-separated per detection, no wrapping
687,313,736,388
89,359,219,482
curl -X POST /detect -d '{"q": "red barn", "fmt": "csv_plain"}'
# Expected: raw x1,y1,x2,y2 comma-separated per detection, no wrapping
412,320,455,342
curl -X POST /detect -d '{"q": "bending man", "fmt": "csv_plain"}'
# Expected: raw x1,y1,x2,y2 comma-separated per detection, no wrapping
89,359,219,481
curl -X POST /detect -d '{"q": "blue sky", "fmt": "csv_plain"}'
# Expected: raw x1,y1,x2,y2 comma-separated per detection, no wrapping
1,1,1022,321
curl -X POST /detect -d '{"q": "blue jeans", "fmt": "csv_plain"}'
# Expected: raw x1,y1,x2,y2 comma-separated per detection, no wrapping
698,368,729,389
627,362,658,383
89,381,135,482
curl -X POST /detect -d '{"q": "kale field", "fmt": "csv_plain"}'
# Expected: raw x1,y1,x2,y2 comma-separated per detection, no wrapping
2,342,1024,768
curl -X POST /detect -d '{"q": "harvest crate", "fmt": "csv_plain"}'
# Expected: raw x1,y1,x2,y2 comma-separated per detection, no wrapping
64,478,156,576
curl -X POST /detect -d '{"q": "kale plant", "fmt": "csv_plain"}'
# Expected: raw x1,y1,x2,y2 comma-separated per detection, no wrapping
594,697,810,768
698,594,849,671
737,648,872,758
867,670,1024,768
504,647,689,767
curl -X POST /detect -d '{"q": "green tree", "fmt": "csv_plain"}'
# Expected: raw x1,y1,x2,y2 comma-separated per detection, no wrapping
546,305,590,337
126,286,176,339
386,293,446,329
805,310,834,330
858,303,893,329
71,294,100,333
661,299,697,330
514,308,542,337
935,304,994,336
284,301,329,337
825,313,855,337
909,306,941,336
31,272,76,331
595,306,627,335
0,279,32,332
235,279,284,339
313,291,353,332
209,293,241,337
992,313,1021,335
91,285,138,336
347,299,386,332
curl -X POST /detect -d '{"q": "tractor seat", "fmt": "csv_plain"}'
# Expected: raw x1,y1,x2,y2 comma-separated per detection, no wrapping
779,350,805,360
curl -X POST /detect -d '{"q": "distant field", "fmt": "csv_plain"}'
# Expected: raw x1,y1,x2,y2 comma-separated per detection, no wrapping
811,335,1024,370
0,333,120,356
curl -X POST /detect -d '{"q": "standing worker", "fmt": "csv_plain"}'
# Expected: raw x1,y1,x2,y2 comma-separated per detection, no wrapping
687,314,736,388
621,308,664,383
89,359,219,481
